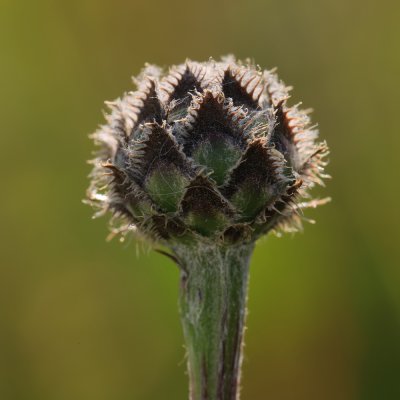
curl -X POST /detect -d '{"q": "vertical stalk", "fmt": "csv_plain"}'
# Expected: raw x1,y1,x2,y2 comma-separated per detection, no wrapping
174,243,254,400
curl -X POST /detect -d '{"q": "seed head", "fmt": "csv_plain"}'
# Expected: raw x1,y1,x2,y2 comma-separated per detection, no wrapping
87,57,329,246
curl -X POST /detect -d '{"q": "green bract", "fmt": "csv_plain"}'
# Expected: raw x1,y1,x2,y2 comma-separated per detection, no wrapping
87,57,329,245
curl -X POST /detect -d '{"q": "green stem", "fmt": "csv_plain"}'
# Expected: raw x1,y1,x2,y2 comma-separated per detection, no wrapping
173,243,254,400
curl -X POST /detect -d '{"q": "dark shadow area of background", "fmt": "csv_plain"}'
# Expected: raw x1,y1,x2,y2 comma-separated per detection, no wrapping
0,0,399,399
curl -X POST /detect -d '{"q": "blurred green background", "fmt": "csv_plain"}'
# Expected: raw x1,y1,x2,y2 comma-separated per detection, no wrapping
1,0,399,399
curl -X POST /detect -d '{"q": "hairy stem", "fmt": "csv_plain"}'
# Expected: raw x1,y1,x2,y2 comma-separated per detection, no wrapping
174,243,254,400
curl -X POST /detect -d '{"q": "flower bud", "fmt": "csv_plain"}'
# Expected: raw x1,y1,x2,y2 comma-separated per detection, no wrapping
87,57,329,245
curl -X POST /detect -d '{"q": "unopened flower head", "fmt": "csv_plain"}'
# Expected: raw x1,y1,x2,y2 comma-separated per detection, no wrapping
87,57,329,246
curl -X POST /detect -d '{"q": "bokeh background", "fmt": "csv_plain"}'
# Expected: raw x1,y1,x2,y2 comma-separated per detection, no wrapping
1,0,399,399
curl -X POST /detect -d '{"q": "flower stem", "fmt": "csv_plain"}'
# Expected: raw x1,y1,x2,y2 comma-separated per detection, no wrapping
174,243,254,400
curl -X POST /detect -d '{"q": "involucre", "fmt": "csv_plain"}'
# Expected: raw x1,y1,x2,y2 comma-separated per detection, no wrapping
87,57,328,246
